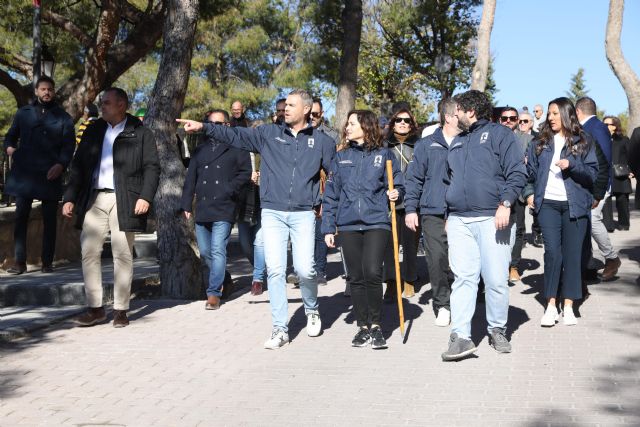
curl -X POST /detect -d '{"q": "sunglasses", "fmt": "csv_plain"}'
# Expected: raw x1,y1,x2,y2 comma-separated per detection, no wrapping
500,116,518,123
394,117,412,124
206,120,226,125
605,123,615,127
311,112,322,118
519,119,530,124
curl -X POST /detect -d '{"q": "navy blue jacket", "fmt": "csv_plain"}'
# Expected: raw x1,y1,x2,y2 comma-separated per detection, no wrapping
582,116,612,190
445,119,527,217
180,141,251,223
404,127,450,216
4,101,75,200
321,143,404,234
523,135,598,219
203,122,335,212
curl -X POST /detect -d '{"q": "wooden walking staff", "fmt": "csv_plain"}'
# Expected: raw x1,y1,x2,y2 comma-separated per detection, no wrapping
386,160,405,337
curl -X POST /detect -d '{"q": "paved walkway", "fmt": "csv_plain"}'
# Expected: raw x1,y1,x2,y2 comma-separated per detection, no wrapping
1,207,639,426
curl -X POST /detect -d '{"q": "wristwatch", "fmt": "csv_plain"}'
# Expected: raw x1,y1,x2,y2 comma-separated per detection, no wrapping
501,200,511,208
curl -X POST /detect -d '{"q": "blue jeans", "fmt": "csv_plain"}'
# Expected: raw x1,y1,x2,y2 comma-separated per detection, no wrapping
262,209,317,332
195,221,232,297
238,219,266,282
447,215,515,339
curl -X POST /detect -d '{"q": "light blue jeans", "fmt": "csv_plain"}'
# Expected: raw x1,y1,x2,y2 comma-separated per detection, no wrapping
237,219,266,283
261,209,318,332
195,221,232,297
447,215,515,339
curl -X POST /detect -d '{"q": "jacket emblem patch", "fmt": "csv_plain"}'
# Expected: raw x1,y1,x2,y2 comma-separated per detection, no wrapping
275,137,286,143
373,155,383,167
480,132,489,143
339,160,353,164
308,138,315,148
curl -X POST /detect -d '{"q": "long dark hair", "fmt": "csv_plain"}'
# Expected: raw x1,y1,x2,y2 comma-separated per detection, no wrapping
535,97,590,156
341,110,382,151
603,115,624,137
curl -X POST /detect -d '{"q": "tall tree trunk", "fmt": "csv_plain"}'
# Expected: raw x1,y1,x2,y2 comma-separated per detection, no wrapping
145,0,202,299
606,0,640,136
334,0,363,133
470,0,496,92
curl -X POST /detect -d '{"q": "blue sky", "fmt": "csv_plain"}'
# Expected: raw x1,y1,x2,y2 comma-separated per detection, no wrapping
490,0,640,115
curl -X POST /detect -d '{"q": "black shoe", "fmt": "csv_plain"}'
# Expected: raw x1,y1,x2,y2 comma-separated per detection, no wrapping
532,233,543,247
41,265,54,273
583,268,599,282
317,273,328,286
383,281,397,304
370,326,387,349
441,333,477,361
351,327,371,347
7,263,27,275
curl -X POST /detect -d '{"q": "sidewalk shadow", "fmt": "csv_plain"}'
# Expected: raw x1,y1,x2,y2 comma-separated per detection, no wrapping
287,293,352,342
470,302,530,345
521,273,546,308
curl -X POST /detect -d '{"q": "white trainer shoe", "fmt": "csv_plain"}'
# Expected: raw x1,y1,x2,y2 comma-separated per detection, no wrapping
435,307,451,327
264,328,289,349
563,308,578,326
540,306,559,327
306,312,322,337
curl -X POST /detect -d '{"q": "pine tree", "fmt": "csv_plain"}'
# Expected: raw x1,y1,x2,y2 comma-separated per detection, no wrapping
566,68,589,103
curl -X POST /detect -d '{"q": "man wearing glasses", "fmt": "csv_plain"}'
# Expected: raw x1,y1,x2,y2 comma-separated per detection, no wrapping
518,112,536,137
499,107,531,283
532,104,544,132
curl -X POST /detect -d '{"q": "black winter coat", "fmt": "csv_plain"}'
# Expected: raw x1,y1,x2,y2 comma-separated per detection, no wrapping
179,142,251,223
63,115,160,232
4,101,75,200
611,134,632,194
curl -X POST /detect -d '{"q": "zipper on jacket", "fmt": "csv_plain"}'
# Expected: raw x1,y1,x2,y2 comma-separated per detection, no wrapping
356,149,364,230
288,136,298,210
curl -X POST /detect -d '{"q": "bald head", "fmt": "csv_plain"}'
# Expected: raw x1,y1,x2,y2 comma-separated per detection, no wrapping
231,101,244,119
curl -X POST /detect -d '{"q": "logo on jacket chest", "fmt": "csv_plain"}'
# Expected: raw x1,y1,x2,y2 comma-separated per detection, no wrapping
373,155,383,167
480,132,489,143
307,138,315,148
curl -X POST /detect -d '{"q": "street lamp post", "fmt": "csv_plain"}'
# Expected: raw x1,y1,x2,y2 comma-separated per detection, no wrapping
434,52,453,99
32,0,42,85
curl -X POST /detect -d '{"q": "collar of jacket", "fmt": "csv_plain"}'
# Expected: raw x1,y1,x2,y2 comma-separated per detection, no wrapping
94,114,143,138
384,132,419,148
280,121,314,136
468,118,490,133
428,127,449,148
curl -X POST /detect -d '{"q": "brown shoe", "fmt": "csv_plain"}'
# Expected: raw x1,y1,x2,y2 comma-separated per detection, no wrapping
205,295,221,310
601,257,621,281
509,266,521,282
74,307,107,326
7,262,27,275
250,281,264,296
112,310,130,328
403,281,416,298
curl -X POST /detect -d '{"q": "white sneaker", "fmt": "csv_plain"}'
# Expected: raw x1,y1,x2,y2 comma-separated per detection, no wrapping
563,308,578,326
306,312,322,337
540,306,559,327
264,328,289,349
434,307,450,327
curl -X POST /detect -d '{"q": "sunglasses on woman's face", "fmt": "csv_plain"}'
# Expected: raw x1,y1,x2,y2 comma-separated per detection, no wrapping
394,117,411,124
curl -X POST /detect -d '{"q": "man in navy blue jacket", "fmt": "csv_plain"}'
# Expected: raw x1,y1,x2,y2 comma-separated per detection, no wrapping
576,97,621,281
179,110,251,310
178,89,335,349
441,90,527,362
404,98,460,327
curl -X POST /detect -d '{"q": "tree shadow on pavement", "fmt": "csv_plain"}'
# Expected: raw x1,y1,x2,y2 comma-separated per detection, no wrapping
521,273,547,308
287,293,352,342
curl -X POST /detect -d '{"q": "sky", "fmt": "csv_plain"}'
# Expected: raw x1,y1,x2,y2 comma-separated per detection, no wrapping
490,0,640,116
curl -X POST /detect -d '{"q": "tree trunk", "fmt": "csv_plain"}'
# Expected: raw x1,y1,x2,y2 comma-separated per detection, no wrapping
470,0,496,92
606,0,640,136
145,0,202,299
334,0,363,133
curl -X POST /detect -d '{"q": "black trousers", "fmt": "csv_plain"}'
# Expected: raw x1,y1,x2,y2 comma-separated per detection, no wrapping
602,196,615,232
383,210,419,283
613,192,630,227
538,199,588,300
340,229,390,327
421,214,450,314
510,200,526,268
14,197,58,265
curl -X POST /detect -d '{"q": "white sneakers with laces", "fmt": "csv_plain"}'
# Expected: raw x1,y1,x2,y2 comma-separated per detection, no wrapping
435,307,451,327
306,312,322,337
264,328,289,349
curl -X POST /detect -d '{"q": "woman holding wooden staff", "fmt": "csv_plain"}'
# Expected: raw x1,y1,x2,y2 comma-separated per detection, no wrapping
322,110,404,349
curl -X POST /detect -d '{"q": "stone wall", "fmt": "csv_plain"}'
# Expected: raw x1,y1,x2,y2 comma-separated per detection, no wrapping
0,202,81,268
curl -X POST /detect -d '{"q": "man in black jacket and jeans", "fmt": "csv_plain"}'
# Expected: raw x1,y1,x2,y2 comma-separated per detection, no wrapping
63,88,160,328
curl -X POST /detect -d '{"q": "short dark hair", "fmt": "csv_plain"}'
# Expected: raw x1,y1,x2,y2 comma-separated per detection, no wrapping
103,87,129,108
501,106,518,116
275,98,287,106
35,76,55,89
392,101,411,114
454,90,493,121
205,109,230,122
313,97,323,111
575,97,597,115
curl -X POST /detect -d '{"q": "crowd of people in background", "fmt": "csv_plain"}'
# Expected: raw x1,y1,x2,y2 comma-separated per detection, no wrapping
3,77,640,361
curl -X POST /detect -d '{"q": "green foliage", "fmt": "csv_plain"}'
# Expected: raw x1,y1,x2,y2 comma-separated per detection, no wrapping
484,56,498,106
566,68,589,103
0,87,17,136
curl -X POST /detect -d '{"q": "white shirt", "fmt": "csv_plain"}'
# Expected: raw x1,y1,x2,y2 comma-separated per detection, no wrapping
543,133,568,201
532,116,544,132
95,118,127,190
421,123,440,138
444,134,455,146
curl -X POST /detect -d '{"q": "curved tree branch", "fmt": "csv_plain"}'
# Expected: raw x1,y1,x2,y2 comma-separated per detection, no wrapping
42,9,93,48
0,47,33,78
0,68,32,107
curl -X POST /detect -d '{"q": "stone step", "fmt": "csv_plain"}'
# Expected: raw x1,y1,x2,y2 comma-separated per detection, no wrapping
0,259,159,307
